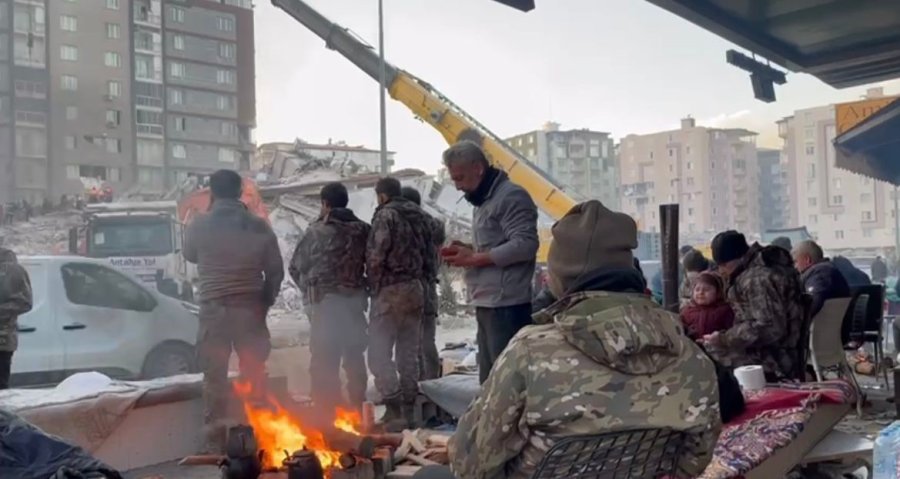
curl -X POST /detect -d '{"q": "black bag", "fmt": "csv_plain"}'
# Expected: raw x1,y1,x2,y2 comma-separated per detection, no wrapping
696,345,746,423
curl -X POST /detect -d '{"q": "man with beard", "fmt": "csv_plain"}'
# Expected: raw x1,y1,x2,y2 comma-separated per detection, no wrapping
441,140,539,383
367,177,429,430
290,182,371,412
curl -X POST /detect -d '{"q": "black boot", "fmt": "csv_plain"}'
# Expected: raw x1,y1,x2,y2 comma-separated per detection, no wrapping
379,396,407,432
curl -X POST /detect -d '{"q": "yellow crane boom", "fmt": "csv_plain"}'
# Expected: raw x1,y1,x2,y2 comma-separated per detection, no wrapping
272,0,576,261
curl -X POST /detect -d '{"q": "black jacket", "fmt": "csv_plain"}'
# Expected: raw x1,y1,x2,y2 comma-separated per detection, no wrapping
801,260,851,318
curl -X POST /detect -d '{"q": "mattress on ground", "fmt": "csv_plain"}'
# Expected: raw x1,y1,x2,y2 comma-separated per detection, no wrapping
419,373,480,418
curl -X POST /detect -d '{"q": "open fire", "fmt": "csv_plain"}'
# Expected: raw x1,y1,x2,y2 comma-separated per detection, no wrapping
232,381,362,472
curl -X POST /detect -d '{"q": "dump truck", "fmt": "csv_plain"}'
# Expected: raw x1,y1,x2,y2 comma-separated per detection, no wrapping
68,177,269,301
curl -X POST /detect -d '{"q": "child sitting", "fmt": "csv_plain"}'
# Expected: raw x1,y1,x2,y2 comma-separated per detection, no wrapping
680,272,734,340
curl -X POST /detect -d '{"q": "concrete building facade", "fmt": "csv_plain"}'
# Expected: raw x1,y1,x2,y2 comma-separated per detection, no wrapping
757,148,791,233
618,118,760,238
779,88,899,253
506,123,619,209
1,0,255,203
3,0,51,204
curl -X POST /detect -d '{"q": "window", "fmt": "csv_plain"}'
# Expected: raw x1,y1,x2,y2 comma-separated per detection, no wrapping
217,69,235,85
686,161,693,170
220,122,237,137
809,214,818,224
219,43,235,59
686,146,691,155
61,75,78,91
805,145,815,156
109,167,120,182
862,193,873,202
137,140,164,166
172,143,187,159
174,116,186,131
14,80,46,99
217,16,234,32
60,45,78,61
170,89,184,105
65,106,78,120
135,55,151,79
834,178,842,189
832,195,843,205
863,211,874,221
106,0,119,9
835,230,844,240
171,7,185,23
807,163,816,178
107,81,121,98
106,110,120,126
170,62,185,78
218,148,236,163
173,35,185,51
808,197,817,207
863,229,874,238
105,138,121,153
686,177,694,186
60,15,77,32
61,263,156,312
104,52,121,68
66,165,79,179
64,135,77,150
216,95,231,111
138,167,164,189
106,23,120,39
688,208,694,217
668,149,673,158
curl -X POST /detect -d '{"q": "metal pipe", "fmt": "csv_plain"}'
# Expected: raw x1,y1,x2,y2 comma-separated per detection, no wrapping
378,0,388,174
659,204,680,313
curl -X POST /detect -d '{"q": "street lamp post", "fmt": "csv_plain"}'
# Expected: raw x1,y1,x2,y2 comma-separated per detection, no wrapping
377,0,389,174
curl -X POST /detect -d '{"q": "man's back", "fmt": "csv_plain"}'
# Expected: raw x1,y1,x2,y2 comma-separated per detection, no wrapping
801,260,851,317
184,199,283,305
289,208,370,303
367,198,427,291
450,292,720,479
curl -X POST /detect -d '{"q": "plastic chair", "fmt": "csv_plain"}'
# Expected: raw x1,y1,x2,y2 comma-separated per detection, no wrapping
809,297,861,415
531,429,687,479
795,293,815,382
847,284,889,388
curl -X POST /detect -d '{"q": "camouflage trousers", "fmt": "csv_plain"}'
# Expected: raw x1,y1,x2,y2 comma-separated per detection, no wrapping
198,299,271,431
419,281,440,381
368,280,424,404
308,290,369,410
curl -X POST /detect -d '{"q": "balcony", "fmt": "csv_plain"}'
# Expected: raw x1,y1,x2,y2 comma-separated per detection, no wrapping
13,22,45,36
134,39,162,55
15,111,46,128
134,11,162,27
136,95,163,109
137,123,164,137
623,182,653,198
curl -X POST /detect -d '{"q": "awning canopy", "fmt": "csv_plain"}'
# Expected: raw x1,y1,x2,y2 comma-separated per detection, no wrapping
834,99,900,184
645,0,900,88
491,0,534,12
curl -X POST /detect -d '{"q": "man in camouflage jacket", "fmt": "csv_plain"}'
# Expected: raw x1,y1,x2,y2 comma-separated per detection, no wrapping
289,182,371,411
449,201,720,479
0,247,32,389
367,177,429,430
703,230,805,381
401,186,446,381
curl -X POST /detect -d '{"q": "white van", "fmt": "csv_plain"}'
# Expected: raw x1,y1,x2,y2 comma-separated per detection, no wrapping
11,256,199,387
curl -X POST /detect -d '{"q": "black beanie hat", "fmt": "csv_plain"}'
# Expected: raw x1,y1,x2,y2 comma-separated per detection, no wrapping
711,230,749,264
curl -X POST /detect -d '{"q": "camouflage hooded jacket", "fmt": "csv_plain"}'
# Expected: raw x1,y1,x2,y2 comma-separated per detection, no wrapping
709,243,805,380
289,208,371,305
0,249,33,352
448,291,721,479
366,197,430,292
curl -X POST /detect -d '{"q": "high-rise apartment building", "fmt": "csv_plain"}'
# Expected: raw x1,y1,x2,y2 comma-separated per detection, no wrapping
506,122,619,209
778,88,898,253
618,118,760,237
757,148,791,233
2,0,50,204
2,0,255,203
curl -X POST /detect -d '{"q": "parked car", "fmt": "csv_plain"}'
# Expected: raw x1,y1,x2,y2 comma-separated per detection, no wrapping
11,256,199,387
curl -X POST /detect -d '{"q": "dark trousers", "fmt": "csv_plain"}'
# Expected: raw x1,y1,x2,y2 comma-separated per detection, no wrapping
476,303,532,384
309,291,369,409
0,351,12,389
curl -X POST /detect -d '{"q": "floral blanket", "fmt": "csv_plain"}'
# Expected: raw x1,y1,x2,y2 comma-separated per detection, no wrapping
698,381,856,479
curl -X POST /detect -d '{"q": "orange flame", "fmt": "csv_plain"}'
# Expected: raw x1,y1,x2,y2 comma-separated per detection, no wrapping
333,408,362,436
232,381,345,470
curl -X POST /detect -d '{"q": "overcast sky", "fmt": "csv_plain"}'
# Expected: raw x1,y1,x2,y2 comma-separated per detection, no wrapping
254,0,900,174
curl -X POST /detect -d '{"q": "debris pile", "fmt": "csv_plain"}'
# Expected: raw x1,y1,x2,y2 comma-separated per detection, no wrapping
0,210,81,255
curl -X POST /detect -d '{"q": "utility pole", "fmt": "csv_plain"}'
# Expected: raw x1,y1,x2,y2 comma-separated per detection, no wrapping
377,0,389,174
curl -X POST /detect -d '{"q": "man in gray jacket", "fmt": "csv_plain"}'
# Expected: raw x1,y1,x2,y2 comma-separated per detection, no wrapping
442,141,539,383
183,169,284,452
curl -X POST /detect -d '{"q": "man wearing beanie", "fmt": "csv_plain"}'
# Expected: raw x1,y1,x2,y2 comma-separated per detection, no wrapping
703,230,804,381
449,201,720,479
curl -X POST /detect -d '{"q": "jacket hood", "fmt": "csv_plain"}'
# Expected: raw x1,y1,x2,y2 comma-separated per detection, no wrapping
0,248,17,265
545,292,683,375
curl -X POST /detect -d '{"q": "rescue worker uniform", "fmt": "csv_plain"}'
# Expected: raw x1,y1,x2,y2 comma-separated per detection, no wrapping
183,198,284,451
289,207,371,411
0,248,32,389
366,196,429,426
